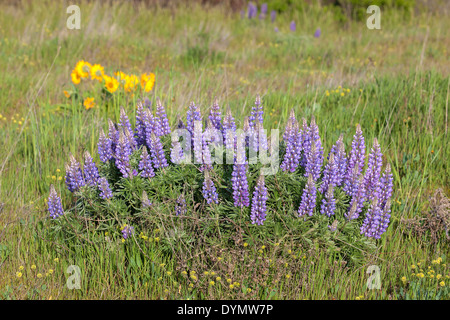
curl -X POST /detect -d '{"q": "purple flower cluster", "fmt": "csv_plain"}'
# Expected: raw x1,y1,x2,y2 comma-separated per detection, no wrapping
98,129,113,163
149,133,168,169
139,146,155,178
98,177,113,199
231,147,249,208
344,124,365,195
115,129,133,178
249,95,264,129
175,194,187,216
202,172,219,204
156,98,171,136
280,110,301,172
122,225,134,239
119,107,137,150
304,117,324,181
209,98,222,132
328,134,347,186
83,151,100,187
65,154,85,192
187,102,202,136
320,185,336,217
298,174,317,217
223,107,236,150
250,175,268,225
48,185,64,219
319,154,339,194
248,3,257,19
363,138,383,201
346,174,366,220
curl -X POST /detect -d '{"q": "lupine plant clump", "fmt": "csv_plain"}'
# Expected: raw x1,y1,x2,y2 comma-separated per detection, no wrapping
48,95,395,261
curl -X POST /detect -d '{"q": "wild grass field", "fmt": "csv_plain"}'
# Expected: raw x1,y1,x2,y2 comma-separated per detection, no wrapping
0,0,449,300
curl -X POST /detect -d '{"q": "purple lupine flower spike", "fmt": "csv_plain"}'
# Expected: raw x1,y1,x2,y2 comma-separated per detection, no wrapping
290,21,296,32
328,134,347,186
139,146,155,178
360,196,382,238
149,133,168,169
202,171,219,204
249,95,264,129
374,198,391,238
135,100,146,146
192,116,203,165
98,128,113,163
250,175,268,225
343,124,365,195
200,120,214,172
379,163,393,207
346,173,366,220
259,3,267,19
175,194,187,215
108,118,119,154
142,190,152,208
270,10,276,23
231,141,250,208
119,107,137,150
121,225,134,239
115,129,132,178
319,153,339,194
320,184,336,217
304,117,324,181
314,28,321,38
65,154,85,192
363,138,383,201
248,3,257,19
143,108,158,148
48,185,64,219
281,109,301,172
299,118,309,167
186,101,202,136
222,107,236,150
98,177,113,199
156,98,171,135
209,97,222,132
298,174,316,217
83,151,100,187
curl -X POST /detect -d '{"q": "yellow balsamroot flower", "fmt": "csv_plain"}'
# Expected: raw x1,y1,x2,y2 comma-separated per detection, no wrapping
83,97,95,110
104,75,119,93
141,73,155,92
75,60,91,78
71,70,81,84
115,71,128,82
90,64,104,82
124,74,140,93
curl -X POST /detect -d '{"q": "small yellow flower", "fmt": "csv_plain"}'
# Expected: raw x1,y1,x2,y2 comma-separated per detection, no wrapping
340,92,345,97
48,269,54,274
243,242,248,247
204,271,209,276
63,90,71,98
154,237,160,242
247,288,252,293
105,232,109,236
437,274,442,280
166,271,172,276
19,266,24,271
286,274,291,279
16,272,22,278
440,281,446,287
209,281,215,286
411,265,416,269
261,245,266,250
37,273,43,278
287,249,292,254
355,296,360,300
31,264,36,270
401,276,406,283
83,97,95,110
211,271,216,276
191,275,197,281
182,271,187,275
121,239,125,243
160,263,165,267
217,257,223,261
227,278,232,283
216,277,221,281
233,282,240,287
229,284,234,289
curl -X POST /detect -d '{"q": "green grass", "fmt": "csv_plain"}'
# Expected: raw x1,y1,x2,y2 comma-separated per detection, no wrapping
0,0,449,300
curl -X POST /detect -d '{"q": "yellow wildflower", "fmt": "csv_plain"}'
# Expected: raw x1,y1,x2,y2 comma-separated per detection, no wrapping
104,75,119,93
83,97,95,110
64,90,71,98
16,272,22,278
90,64,104,82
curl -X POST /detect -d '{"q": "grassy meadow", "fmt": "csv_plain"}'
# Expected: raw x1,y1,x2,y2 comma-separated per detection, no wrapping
0,0,449,300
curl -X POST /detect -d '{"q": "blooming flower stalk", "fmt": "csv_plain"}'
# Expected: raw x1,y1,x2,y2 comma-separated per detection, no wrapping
346,173,366,220
139,146,155,178
98,128,113,163
48,185,64,219
231,145,250,207
121,225,134,239
202,171,219,204
83,151,100,187
298,174,317,217
319,153,339,194
98,177,113,199
222,107,236,150
65,154,85,192
328,134,347,186
344,124,365,195
363,138,383,201
149,133,168,169
156,98,171,135
304,117,323,181
320,184,336,217
115,129,133,178
209,98,222,132
249,95,264,129
119,107,137,150
186,101,202,136
250,175,268,225
175,194,187,216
